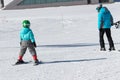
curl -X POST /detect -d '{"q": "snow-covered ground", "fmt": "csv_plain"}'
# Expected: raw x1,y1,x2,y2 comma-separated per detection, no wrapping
0,1,120,80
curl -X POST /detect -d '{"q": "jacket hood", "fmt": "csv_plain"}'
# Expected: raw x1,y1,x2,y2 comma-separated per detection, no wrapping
21,28,31,34
100,7,110,14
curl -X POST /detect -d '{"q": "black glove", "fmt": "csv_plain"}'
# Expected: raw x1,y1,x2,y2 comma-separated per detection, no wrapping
33,42,37,48
111,23,114,26
20,42,22,46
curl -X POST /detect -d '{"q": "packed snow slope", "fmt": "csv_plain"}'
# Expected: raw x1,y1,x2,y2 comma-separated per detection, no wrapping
0,2,120,80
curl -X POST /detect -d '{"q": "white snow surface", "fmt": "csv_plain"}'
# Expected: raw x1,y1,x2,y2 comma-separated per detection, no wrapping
1,1,120,80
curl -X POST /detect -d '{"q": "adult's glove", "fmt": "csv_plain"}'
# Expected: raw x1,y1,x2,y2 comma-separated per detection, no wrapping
111,23,114,26
33,42,37,48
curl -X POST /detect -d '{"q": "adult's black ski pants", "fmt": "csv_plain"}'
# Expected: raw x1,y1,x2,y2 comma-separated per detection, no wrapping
99,28,114,48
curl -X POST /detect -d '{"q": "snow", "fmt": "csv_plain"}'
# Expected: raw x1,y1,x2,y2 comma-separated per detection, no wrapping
1,1,120,80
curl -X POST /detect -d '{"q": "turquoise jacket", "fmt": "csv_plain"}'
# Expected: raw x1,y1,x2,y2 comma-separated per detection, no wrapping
98,7,113,29
20,27,35,42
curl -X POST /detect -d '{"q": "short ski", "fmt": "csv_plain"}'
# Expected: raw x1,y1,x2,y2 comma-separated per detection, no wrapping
12,61,43,66
12,61,32,66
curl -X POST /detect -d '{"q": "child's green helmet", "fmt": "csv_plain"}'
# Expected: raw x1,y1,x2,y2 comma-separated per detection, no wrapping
22,20,30,28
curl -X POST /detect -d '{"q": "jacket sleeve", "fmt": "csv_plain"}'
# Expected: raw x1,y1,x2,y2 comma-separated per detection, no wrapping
20,30,23,41
110,13,114,25
98,13,103,29
29,30,35,43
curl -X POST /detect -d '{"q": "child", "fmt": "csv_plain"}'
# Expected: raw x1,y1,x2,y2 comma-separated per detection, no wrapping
15,20,39,65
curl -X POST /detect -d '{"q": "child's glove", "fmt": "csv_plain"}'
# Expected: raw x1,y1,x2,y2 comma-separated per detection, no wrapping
20,42,22,46
33,42,37,48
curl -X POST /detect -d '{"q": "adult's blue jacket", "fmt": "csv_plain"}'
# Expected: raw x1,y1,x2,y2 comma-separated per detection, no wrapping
98,7,113,29
20,27,35,43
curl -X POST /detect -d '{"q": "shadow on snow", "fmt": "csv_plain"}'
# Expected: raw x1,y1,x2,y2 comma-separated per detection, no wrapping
38,43,120,48
0,43,120,48
41,58,107,64
38,43,100,48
